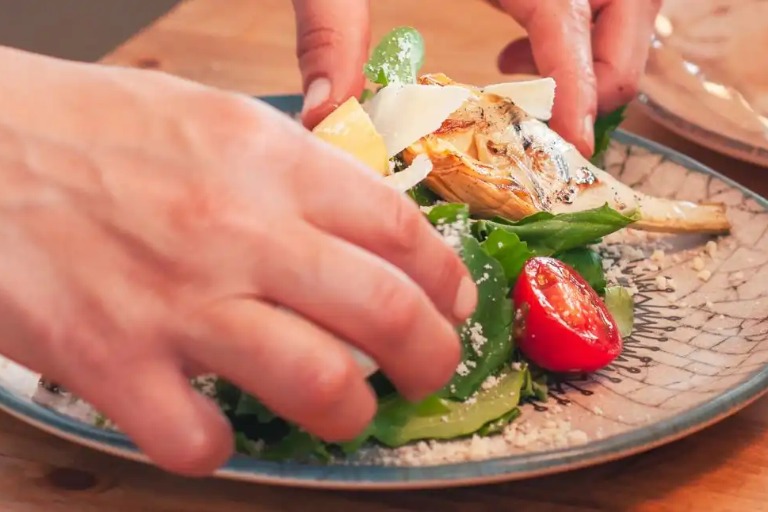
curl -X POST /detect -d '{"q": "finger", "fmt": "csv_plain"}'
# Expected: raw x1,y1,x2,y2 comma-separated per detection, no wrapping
252,223,462,400
499,0,598,156
184,298,376,442
292,0,370,129
293,139,477,326
497,37,538,76
590,0,661,113
74,361,233,476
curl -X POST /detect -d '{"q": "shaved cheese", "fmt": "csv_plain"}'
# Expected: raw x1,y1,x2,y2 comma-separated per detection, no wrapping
482,77,556,121
365,84,472,157
383,154,433,193
312,96,390,175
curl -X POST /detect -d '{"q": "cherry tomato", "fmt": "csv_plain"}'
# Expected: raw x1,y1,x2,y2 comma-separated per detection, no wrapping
512,257,622,373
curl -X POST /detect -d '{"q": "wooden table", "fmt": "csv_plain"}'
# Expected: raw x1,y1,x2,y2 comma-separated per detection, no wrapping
4,0,768,510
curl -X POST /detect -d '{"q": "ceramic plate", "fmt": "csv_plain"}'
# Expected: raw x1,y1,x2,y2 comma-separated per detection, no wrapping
0,94,767,490
638,0,768,167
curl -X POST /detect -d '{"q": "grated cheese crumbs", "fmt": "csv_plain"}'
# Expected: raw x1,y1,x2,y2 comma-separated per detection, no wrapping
435,218,468,253
655,276,668,290
455,362,471,377
698,269,712,282
465,322,487,356
692,257,706,271
705,240,718,258
651,249,665,262
730,271,745,284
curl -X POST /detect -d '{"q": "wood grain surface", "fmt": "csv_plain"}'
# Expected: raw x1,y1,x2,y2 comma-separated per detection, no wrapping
3,0,768,510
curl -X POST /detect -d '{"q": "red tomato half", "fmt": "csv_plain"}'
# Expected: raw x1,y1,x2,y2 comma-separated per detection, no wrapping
513,257,622,373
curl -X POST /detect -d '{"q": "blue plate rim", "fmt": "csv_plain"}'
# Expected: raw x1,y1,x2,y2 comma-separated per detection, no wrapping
1,93,766,489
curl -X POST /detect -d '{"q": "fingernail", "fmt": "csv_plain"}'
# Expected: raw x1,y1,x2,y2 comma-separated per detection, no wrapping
453,276,478,322
302,77,331,115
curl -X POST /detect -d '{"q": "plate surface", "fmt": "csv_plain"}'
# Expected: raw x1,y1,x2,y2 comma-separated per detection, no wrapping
0,94,767,490
639,0,768,167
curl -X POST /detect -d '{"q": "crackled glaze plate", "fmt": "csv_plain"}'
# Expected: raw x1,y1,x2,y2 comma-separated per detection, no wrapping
0,94,767,490
639,0,768,167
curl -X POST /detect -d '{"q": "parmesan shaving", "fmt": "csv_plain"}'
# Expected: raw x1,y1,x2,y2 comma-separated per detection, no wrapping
365,84,472,157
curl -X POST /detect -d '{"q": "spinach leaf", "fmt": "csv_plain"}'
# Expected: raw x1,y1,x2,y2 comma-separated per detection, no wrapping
556,247,607,294
426,202,514,399
364,27,425,86
408,183,440,207
444,236,513,399
591,106,627,165
427,202,470,225
369,369,527,447
481,229,533,286
604,286,634,337
477,204,636,256
477,408,521,436
235,393,276,423
260,427,332,462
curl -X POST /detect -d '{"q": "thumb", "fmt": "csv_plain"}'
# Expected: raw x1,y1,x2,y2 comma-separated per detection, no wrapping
292,0,370,129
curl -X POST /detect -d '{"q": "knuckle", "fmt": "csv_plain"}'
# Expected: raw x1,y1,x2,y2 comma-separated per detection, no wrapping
296,26,342,62
373,279,424,339
435,329,463,384
298,355,356,414
379,193,425,254
436,250,470,296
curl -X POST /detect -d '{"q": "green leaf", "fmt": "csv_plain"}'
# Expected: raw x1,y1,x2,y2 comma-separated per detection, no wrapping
234,432,262,456
425,202,514,399
408,183,440,207
481,230,533,286
480,204,636,256
477,408,521,436
604,286,634,337
234,393,276,423
591,106,627,165
427,202,470,225
364,26,425,86
214,378,241,413
359,88,376,103
260,427,331,462
369,369,527,447
555,247,607,294
445,236,514,399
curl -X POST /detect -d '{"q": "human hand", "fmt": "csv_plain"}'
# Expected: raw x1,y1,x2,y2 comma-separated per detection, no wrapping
291,0,660,157
0,46,475,475
493,0,662,156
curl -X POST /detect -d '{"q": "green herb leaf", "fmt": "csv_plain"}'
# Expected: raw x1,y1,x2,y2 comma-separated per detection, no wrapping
364,26,425,86
604,286,634,337
477,408,521,436
481,229,533,286
359,88,376,103
426,203,514,400
479,204,636,256
555,247,607,295
591,106,627,165
427,202,470,225
234,393,276,423
408,183,441,207
369,369,527,447
260,427,331,462
447,236,514,399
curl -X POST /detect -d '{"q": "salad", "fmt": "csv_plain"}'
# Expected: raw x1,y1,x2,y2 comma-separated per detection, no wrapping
211,27,729,463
